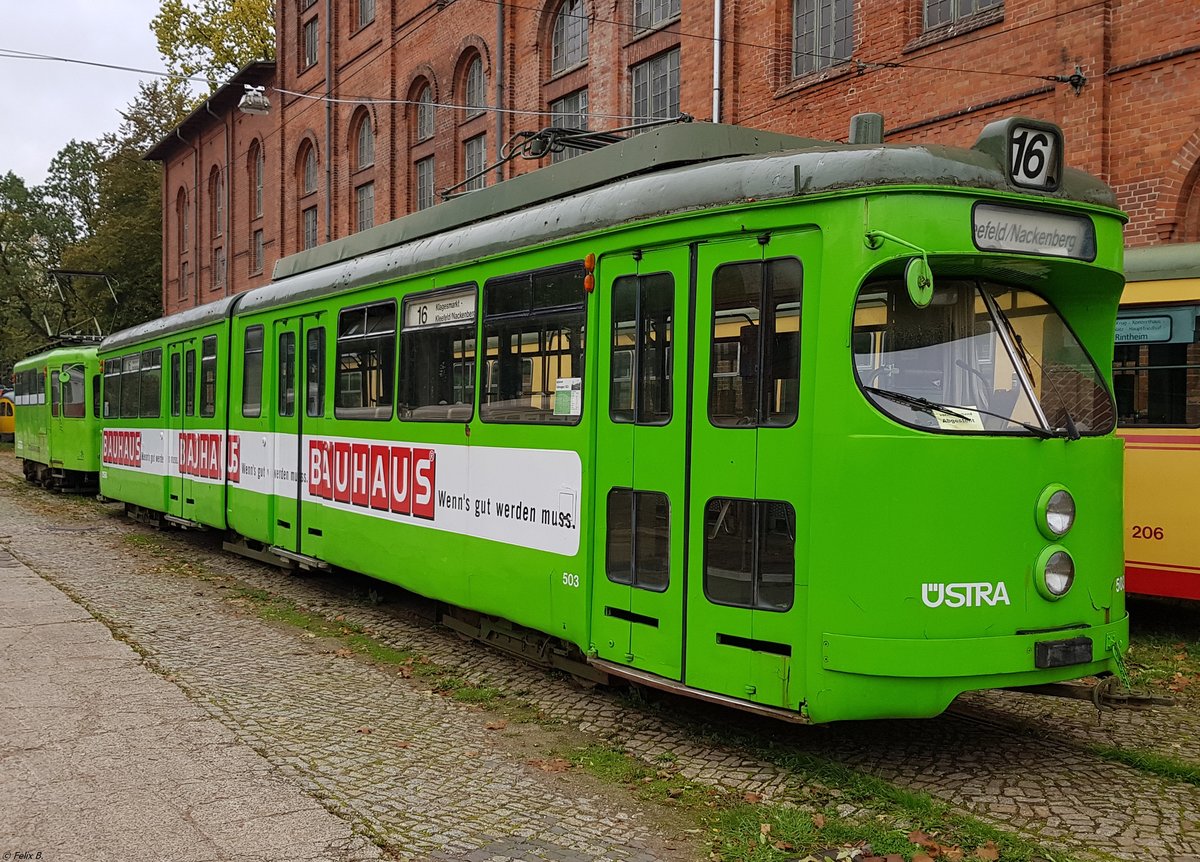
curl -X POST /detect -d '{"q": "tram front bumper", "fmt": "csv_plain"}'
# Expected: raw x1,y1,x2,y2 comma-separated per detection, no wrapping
821,616,1127,679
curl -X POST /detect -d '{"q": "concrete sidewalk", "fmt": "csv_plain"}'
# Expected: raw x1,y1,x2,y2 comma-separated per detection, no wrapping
0,540,380,862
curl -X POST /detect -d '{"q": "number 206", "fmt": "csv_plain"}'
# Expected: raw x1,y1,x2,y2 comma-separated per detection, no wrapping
1131,525,1165,540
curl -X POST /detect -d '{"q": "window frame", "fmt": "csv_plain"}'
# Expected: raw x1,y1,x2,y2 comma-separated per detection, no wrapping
605,487,671,592
631,48,681,126
200,335,218,418
792,0,854,77
334,301,397,421
480,261,588,425
399,283,479,423
551,0,589,74
242,325,265,418
702,497,797,612
302,15,319,69
464,56,486,117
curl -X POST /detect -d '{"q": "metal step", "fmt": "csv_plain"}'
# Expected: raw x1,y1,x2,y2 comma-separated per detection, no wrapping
269,546,330,571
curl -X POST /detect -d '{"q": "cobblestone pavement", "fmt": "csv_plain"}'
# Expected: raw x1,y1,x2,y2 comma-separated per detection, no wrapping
4,463,1200,861
0,540,380,862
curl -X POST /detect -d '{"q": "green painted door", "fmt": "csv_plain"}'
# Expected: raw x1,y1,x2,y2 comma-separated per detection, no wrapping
272,318,301,552
167,340,188,519
592,246,689,680
685,232,811,709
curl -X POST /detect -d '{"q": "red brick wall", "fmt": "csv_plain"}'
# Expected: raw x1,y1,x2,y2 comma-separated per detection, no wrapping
155,0,1200,314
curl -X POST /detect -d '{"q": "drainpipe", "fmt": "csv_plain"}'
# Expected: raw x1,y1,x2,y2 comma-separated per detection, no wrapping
712,0,722,123
325,0,334,242
494,0,505,183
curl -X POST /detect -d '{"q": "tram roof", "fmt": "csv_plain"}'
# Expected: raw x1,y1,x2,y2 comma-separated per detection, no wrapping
106,119,1120,348
1124,241,1200,282
101,295,240,353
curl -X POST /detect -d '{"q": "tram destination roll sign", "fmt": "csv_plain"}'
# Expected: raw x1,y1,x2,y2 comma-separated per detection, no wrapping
972,203,1095,260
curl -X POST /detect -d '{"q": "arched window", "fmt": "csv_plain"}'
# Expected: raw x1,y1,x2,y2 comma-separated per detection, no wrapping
176,188,189,250
354,112,375,169
301,144,318,195
415,84,435,141
551,0,588,74
248,140,264,218
464,56,486,117
208,166,223,237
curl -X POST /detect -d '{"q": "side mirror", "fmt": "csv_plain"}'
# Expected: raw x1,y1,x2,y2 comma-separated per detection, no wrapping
905,258,934,308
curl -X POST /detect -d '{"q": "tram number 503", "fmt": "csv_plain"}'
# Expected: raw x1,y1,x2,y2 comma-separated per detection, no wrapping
562,572,580,588
1009,126,1056,189
1131,525,1165,540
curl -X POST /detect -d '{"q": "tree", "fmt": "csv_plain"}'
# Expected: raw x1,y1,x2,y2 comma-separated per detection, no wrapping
0,172,69,371
152,0,275,93
59,81,191,334
40,140,101,247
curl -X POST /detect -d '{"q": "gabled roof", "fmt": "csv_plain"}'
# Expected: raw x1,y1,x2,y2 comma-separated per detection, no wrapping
144,61,276,162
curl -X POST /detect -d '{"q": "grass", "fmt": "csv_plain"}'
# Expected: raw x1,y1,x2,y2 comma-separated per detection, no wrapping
563,743,1080,862
1090,745,1200,787
1125,596,1200,704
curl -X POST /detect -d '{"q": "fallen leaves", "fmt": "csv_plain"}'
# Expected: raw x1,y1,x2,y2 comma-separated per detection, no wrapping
484,719,508,731
334,647,354,658
743,791,763,804
528,757,571,773
905,829,999,861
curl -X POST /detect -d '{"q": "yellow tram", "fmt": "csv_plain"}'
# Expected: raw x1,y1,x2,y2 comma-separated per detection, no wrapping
1116,241,1200,599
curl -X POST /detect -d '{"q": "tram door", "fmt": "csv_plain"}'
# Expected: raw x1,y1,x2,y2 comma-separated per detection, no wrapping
592,246,690,680
271,318,302,552
166,339,192,519
685,232,814,710
271,315,322,554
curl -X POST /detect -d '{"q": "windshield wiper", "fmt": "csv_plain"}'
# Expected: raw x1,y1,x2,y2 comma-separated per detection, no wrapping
864,386,1055,439
1010,332,1082,441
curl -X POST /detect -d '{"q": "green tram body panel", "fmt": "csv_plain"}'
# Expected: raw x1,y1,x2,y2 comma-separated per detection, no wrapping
98,120,1129,722
13,345,103,479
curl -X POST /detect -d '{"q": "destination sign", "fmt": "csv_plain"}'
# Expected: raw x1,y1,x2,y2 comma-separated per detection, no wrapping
972,204,1095,260
1115,316,1172,344
404,286,476,330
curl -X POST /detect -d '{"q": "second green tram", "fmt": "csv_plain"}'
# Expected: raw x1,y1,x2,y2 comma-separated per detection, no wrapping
98,119,1127,722
13,343,103,490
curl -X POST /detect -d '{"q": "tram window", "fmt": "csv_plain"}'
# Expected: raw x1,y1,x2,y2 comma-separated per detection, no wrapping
199,336,218,418
605,488,670,591
120,354,141,419
278,331,296,418
611,273,673,425
399,284,476,422
140,349,161,418
50,368,60,418
170,354,181,417
92,374,100,418
481,263,586,424
242,326,264,418
63,364,87,419
709,258,801,428
307,327,325,418
185,349,197,417
703,498,795,612
854,279,1114,436
335,302,395,420
103,359,121,418
1114,309,1200,427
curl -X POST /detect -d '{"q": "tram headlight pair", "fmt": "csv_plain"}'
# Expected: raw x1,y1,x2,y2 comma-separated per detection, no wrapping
1034,484,1076,601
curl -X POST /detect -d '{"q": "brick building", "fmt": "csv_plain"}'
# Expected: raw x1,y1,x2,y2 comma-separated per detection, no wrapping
147,0,1200,315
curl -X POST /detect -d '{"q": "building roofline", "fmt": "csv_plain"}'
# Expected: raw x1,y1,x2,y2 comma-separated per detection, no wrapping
144,60,276,162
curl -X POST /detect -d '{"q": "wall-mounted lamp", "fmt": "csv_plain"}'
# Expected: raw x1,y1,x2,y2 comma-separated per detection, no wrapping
238,85,271,116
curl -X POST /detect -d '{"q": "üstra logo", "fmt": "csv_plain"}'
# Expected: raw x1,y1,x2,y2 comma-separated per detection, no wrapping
922,581,1011,608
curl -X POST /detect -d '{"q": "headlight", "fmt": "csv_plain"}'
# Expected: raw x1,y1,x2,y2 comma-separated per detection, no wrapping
1035,545,1075,600
1036,484,1075,539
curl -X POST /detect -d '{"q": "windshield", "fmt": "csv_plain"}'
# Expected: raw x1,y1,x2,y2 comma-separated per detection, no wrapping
853,278,1114,436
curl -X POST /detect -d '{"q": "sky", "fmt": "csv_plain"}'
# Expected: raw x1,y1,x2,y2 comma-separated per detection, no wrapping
1,0,165,186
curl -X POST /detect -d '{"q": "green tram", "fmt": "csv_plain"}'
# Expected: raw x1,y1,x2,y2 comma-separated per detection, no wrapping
98,119,1127,723
13,342,103,490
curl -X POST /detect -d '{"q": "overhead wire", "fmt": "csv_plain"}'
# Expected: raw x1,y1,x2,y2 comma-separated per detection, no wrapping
0,0,1103,203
